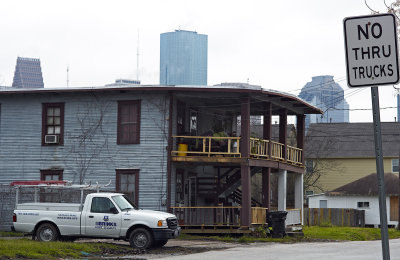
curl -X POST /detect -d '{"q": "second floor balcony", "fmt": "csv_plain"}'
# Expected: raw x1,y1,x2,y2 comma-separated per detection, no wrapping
171,135,303,166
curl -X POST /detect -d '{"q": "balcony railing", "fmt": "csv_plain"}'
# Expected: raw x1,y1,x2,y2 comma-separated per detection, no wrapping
172,136,241,157
287,145,303,165
171,136,302,165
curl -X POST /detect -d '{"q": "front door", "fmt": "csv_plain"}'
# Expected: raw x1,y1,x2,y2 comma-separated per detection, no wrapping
83,196,121,237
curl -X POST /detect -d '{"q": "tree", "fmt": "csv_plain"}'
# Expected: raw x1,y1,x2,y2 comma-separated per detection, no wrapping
65,94,112,184
304,132,343,193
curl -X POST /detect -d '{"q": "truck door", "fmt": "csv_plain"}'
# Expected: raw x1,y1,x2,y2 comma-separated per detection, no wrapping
83,197,122,237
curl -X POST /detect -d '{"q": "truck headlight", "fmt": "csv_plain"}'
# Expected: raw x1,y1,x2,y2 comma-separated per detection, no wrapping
157,220,167,227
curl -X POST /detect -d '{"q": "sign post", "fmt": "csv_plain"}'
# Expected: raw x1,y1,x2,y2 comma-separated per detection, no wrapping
344,13,400,260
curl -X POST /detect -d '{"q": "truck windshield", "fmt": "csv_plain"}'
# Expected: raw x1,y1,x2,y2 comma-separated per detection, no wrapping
112,195,137,211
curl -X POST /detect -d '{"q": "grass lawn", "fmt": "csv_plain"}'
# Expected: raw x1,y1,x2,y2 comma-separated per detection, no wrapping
303,226,400,241
179,226,400,243
0,238,133,259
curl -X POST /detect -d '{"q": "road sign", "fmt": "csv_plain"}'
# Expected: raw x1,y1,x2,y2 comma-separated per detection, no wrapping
344,13,399,87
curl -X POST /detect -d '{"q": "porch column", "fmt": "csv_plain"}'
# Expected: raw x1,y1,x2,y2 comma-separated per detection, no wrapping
262,102,272,209
296,114,305,164
278,169,287,211
279,109,288,160
240,97,251,227
294,173,304,225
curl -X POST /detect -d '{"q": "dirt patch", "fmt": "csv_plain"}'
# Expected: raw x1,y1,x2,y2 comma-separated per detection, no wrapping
77,239,235,259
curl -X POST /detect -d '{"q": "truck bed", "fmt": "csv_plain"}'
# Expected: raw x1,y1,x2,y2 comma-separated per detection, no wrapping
16,203,81,212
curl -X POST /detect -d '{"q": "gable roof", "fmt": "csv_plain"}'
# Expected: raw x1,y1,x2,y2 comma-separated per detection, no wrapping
327,173,399,196
305,122,400,158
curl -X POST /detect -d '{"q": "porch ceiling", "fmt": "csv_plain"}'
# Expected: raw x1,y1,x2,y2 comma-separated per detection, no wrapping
173,90,321,116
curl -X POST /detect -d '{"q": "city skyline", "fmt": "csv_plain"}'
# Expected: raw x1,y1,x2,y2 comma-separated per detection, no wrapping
0,0,399,123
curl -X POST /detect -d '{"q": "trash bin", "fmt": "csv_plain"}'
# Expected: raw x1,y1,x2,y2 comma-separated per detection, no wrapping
267,211,287,238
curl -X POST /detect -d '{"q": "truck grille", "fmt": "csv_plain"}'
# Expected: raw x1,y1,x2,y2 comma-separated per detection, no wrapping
167,217,178,229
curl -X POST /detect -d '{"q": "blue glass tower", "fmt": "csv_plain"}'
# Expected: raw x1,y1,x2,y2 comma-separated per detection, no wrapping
160,30,207,85
299,75,349,128
12,57,44,88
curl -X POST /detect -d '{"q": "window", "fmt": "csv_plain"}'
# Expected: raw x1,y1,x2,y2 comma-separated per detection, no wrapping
40,169,63,181
177,101,185,135
117,100,141,144
305,160,314,173
305,190,314,197
319,200,327,208
392,159,399,173
116,169,139,206
91,197,117,213
40,169,63,202
357,202,370,208
42,103,64,145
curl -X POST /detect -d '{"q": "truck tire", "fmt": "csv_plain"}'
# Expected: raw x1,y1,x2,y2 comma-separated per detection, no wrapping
36,223,59,242
129,228,153,249
152,239,168,248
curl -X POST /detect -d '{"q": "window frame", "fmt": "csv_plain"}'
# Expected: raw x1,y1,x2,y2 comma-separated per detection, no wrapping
305,159,314,173
116,169,139,206
42,103,65,146
357,201,370,208
40,169,63,181
392,158,399,173
117,100,141,144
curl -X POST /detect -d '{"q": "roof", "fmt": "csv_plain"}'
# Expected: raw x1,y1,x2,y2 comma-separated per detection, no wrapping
326,173,399,196
305,122,400,158
0,84,322,115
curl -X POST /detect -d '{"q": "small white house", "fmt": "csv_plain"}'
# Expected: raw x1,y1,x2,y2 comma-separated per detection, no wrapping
308,173,399,227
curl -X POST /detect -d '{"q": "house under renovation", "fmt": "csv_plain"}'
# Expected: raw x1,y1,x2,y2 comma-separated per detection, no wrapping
0,83,321,231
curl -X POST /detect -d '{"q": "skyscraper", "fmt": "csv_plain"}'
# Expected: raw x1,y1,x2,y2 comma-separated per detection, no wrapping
160,30,207,85
12,57,44,88
299,75,349,128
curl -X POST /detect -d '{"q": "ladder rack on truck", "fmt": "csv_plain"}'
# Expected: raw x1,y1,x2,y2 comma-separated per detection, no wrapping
11,180,111,209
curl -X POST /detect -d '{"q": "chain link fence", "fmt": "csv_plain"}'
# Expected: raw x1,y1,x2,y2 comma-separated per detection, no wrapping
0,184,111,231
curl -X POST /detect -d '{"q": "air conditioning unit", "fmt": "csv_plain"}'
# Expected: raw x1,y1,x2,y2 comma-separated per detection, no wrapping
45,135,59,144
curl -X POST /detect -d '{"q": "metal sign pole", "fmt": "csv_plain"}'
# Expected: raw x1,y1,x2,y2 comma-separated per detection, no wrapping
371,86,390,260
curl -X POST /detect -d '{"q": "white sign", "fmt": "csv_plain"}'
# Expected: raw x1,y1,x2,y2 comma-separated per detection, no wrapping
343,13,399,87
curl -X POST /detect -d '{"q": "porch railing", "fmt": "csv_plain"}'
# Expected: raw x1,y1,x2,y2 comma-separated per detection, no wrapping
171,136,302,165
172,136,241,157
270,141,284,161
287,146,303,165
250,138,269,158
170,206,268,226
286,208,302,226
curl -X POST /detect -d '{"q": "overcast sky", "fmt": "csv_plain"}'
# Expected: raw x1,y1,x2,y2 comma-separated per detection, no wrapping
0,0,399,122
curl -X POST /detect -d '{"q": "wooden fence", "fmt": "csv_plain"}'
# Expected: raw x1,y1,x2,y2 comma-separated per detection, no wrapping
305,208,365,227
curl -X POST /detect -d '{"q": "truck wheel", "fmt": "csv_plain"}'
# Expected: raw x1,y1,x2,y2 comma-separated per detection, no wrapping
36,223,59,242
153,239,168,248
129,228,153,249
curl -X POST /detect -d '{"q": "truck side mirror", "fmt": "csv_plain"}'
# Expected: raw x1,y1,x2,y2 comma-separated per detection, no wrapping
111,207,119,214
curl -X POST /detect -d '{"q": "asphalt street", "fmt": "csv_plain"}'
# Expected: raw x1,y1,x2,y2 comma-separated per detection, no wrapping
158,239,400,260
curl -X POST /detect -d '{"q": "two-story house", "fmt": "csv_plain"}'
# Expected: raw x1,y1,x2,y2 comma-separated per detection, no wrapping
0,84,321,230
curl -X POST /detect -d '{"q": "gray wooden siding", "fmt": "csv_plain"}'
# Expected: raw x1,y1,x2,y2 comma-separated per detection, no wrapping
0,92,169,211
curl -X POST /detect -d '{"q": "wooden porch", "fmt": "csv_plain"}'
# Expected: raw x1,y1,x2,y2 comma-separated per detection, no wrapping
171,136,303,167
170,206,302,234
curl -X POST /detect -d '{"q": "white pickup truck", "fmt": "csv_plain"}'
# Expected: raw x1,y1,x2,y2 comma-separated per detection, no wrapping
13,192,180,249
